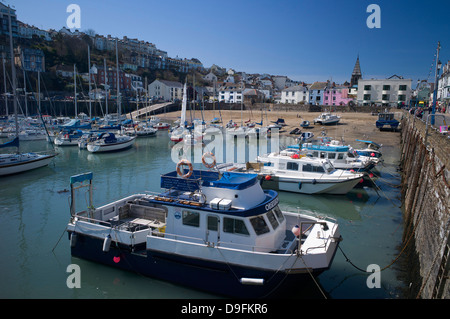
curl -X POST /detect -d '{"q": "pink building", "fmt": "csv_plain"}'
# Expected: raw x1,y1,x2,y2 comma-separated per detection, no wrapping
323,87,354,106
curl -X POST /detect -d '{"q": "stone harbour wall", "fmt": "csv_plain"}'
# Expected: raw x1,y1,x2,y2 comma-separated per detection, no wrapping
400,113,450,299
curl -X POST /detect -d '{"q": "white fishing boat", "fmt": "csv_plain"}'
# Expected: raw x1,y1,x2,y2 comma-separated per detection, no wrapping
313,113,340,125
66,162,341,298
228,150,364,195
86,132,135,153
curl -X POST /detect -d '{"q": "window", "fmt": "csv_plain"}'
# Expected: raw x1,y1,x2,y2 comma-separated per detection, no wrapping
383,85,391,90
223,218,249,235
250,216,270,235
182,211,200,227
272,206,285,223
287,162,299,171
399,85,407,91
398,95,406,101
382,94,390,101
363,94,371,100
207,216,218,231
302,164,325,173
328,152,336,159
266,211,279,230
364,85,371,90
337,153,344,160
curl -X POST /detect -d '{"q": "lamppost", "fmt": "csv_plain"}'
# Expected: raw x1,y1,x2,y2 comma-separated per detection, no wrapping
431,41,442,125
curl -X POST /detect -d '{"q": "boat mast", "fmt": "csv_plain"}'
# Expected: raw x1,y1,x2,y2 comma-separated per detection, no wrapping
2,54,8,117
74,64,77,118
104,58,108,116
7,6,18,138
88,45,91,118
21,52,28,117
115,39,121,117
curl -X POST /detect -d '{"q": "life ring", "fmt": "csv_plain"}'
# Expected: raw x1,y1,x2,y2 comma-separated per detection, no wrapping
202,152,216,169
176,159,193,178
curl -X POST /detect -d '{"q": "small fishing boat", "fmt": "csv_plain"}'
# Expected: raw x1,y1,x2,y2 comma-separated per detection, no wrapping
86,132,135,153
313,113,340,125
300,120,311,128
375,113,400,130
354,139,382,163
66,161,341,298
153,122,170,130
54,129,84,146
297,132,314,143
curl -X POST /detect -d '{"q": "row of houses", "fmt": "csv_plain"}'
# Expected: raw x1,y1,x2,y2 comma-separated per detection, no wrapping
280,76,412,108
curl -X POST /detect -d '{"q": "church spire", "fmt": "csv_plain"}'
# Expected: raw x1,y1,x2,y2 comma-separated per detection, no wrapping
351,55,362,87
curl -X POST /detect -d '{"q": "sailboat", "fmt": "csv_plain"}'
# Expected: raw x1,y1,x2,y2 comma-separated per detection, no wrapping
170,83,187,142
0,9,57,176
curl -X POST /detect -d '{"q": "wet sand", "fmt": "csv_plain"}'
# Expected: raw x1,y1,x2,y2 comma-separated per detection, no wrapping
160,110,401,148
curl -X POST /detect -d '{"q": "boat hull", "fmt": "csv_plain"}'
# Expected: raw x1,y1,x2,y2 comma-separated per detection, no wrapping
68,232,331,298
0,153,56,176
87,137,135,153
260,175,362,195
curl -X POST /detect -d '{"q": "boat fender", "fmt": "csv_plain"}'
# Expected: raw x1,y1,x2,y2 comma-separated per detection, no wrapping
312,179,316,184
240,278,264,286
292,225,301,237
265,175,271,181
202,152,216,169
176,159,193,178
70,232,77,247
298,181,302,189
103,235,112,252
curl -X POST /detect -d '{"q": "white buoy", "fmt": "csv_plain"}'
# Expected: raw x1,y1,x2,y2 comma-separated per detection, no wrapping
291,225,301,237
103,235,112,252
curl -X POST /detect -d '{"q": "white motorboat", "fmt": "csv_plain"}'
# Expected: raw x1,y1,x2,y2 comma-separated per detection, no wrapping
86,132,135,153
314,113,340,125
228,150,364,195
54,129,84,146
66,163,341,298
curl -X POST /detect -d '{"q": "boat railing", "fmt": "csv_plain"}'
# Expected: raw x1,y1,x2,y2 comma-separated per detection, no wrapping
151,230,285,253
72,211,113,228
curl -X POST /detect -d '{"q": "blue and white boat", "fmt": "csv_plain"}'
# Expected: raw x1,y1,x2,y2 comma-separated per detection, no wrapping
286,142,375,172
67,163,341,298
354,139,382,164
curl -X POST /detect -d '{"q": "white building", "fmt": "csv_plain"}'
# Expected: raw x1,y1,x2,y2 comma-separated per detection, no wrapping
148,79,184,101
357,76,412,107
280,85,309,104
438,61,450,109
218,83,244,103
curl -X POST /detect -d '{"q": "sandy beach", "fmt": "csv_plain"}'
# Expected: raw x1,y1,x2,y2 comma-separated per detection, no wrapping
160,109,401,148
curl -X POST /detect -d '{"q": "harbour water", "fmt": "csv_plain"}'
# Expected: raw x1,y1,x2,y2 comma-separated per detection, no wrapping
0,131,408,299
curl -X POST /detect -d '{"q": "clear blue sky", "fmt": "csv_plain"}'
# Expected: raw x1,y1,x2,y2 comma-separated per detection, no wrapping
5,0,450,85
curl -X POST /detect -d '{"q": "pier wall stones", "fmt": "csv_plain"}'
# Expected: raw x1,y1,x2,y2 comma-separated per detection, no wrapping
400,113,450,299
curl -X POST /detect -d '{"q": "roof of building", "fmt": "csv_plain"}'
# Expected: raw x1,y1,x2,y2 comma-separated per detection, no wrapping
309,82,328,90
156,79,183,88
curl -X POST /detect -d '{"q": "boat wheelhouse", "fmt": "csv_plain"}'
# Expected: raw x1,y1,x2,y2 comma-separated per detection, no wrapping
227,150,364,195
299,142,375,171
67,165,341,298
